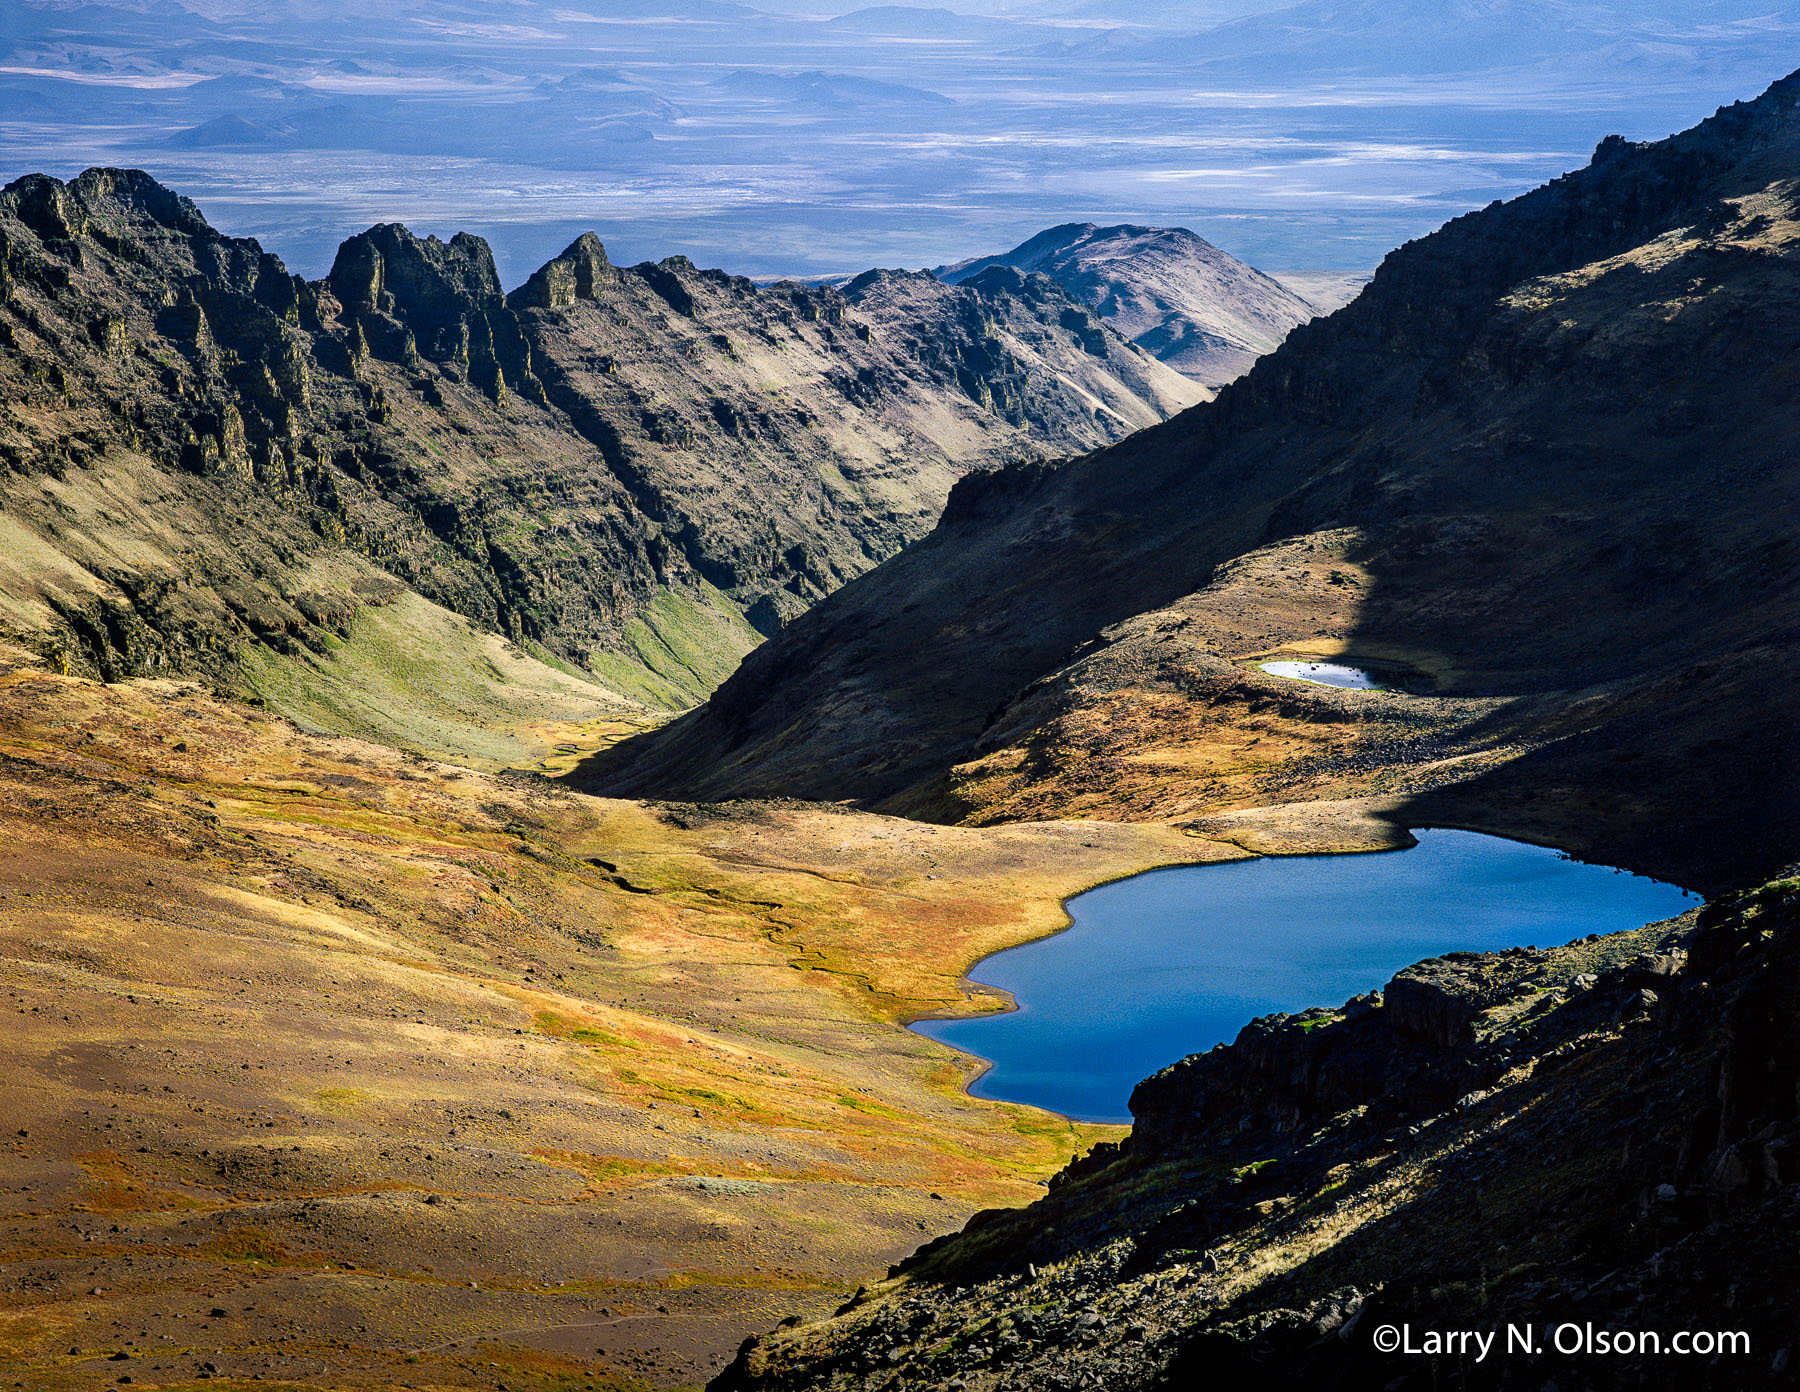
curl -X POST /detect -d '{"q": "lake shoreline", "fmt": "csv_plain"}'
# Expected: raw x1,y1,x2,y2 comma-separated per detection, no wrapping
910,826,1694,1122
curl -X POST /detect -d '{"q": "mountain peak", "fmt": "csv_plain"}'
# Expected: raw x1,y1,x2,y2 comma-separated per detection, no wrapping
327,223,503,317
510,232,616,311
2,168,213,243
937,219,1321,386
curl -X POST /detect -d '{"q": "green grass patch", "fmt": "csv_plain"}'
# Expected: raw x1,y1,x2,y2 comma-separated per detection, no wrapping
571,1155,675,1183
536,1009,641,1051
834,1093,904,1120
201,1228,291,1264
237,588,627,766
586,582,760,711
313,1086,371,1115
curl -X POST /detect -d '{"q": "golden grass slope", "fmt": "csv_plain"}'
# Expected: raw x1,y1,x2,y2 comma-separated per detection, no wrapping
0,654,1229,1389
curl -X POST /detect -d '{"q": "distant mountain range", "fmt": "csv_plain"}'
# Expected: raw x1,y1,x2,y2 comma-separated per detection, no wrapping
1033,0,1800,78
711,69,953,109
5,0,1795,283
937,222,1339,386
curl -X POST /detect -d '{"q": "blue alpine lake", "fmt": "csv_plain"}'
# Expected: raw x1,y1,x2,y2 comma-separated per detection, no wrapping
910,829,1694,1123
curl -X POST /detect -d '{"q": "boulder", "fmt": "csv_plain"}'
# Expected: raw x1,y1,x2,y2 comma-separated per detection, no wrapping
1385,954,1487,1047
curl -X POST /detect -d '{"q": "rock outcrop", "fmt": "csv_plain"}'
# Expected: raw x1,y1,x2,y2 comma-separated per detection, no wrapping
509,231,615,310
328,222,537,403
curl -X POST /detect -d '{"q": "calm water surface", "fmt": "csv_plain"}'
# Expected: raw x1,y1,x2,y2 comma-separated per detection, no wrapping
911,829,1692,1122
1261,660,1382,689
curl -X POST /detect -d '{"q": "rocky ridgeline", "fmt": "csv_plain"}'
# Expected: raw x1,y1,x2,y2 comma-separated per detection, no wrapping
718,881,1800,1391
516,256,1198,634
329,221,540,406
0,168,1196,687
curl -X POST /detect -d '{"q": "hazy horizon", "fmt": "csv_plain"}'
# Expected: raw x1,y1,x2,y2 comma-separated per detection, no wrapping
4,0,1797,286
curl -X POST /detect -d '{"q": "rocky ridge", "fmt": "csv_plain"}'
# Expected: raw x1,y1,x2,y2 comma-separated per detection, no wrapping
0,168,1200,720
517,254,1199,636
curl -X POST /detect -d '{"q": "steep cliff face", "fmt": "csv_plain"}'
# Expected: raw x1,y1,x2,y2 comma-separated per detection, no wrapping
713,880,1800,1392
0,169,724,706
0,168,1198,725
513,251,1202,634
582,73,1800,889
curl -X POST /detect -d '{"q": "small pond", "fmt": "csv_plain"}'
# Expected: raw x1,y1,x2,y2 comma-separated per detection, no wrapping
910,829,1693,1122
1260,660,1382,689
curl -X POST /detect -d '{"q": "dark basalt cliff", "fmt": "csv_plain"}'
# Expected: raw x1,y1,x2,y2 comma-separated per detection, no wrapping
0,169,1197,704
581,73,1800,889
715,881,1800,1392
